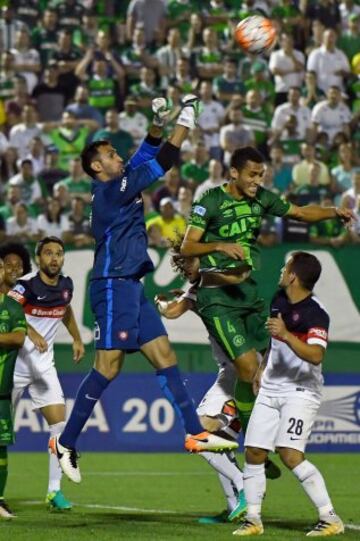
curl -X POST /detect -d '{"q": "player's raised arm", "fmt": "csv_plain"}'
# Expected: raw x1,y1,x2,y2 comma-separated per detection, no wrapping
286,203,356,226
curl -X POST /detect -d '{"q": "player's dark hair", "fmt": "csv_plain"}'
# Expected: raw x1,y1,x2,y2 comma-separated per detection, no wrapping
0,242,32,275
289,251,322,291
81,140,110,178
35,236,64,257
230,146,264,171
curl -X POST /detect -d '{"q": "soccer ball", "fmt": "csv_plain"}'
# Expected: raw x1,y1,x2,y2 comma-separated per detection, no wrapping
234,16,277,55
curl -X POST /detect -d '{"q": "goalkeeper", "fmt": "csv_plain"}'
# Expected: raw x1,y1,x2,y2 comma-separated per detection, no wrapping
50,95,239,485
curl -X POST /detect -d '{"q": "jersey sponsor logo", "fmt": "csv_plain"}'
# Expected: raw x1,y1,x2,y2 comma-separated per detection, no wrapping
309,327,328,340
13,284,25,295
120,176,128,192
233,334,245,347
219,200,233,210
119,331,128,341
193,205,206,216
251,203,261,215
24,305,66,318
0,310,10,320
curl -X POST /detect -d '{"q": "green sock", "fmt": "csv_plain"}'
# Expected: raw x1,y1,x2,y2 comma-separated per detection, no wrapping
0,446,8,499
234,380,256,435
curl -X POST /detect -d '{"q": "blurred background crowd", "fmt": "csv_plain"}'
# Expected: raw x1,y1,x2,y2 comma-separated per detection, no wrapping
0,0,359,251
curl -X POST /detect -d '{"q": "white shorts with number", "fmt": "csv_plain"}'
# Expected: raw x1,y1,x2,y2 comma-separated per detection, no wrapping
12,364,65,411
244,393,319,453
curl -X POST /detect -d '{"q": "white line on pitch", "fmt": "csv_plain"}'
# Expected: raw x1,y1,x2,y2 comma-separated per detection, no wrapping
85,471,213,476
20,501,360,530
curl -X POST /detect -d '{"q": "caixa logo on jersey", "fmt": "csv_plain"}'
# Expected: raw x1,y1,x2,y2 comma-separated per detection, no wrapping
308,378,360,452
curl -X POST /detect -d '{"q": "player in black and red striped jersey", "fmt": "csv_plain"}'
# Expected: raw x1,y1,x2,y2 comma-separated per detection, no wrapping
234,252,344,538
8,237,84,511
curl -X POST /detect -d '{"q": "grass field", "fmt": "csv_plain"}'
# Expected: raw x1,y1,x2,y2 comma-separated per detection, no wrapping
1,453,359,540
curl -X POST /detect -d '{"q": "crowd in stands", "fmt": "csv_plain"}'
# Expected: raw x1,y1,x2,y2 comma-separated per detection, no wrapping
0,0,359,250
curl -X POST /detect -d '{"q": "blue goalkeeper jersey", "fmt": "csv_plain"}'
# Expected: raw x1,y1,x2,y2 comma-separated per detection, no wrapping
90,140,165,280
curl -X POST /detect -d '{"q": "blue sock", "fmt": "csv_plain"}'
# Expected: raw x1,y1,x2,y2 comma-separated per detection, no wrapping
59,369,110,448
156,365,203,435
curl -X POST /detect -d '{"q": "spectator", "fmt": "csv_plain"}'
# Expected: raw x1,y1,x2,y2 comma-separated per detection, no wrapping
300,70,325,109
8,159,43,207
213,57,245,106
0,6,26,51
269,33,305,106
305,19,325,57
167,0,197,41
242,89,271,155
220,106,254,166
38,147,67,195
121,26,157,85
340,168,360,209
58,157,91,205
46,111,96,170
146,197,186,245
174,185,193,219
198,80,225,159
292,142,330,187
9,104,42,160
78,56,124,115
13,0,40,28
156,28,182,89
309,197,348,247
0,185,23,220
37,197,71,241
307,28,350,93
32,63,69,122
5,74,33,114
53,181,71,214
10,27,40,94
25,137,45,176
293,162,333,205
304,0,341,30
181,141,210,188
171,56,197,95
5,202,39,242
194,159,225,201
0,51,18,102
129,66,160,116
65,84,104,127
50,29,81,98
269,145,293,193
271,87,312,143
92,109,134,160
118,96,148,145
244,61,275,112
126,0,167,46
311,86,352,144
196,27,223,81
31,9,59,68
185,12,203,53
72,10,98,52
56,0,85,32
152,166,182,212
67,197,93,247
337,13,360,62
339,1,360,29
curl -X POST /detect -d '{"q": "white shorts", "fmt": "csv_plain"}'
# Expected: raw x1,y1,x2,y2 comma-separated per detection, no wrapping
197,363,237,417
12,365,65,411
244,394,319,453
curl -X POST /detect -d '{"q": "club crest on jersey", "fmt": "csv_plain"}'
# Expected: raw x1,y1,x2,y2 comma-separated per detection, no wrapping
62,289,70,301
120,177,128,192
119,330,128,341
251,203,261,215
13,284,25,295
193,205,206,216
233,334,245,347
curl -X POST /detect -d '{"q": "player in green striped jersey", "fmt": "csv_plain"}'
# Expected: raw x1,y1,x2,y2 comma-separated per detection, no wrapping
181,146,354,433
0,257,27,519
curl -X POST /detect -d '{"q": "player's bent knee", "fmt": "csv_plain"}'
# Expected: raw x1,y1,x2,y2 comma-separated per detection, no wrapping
95,350,123,380
245,446,268,464
276,447,304,469
234,352,258,382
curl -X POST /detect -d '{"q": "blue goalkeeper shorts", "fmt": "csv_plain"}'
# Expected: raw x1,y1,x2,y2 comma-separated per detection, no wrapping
89,277,167,351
